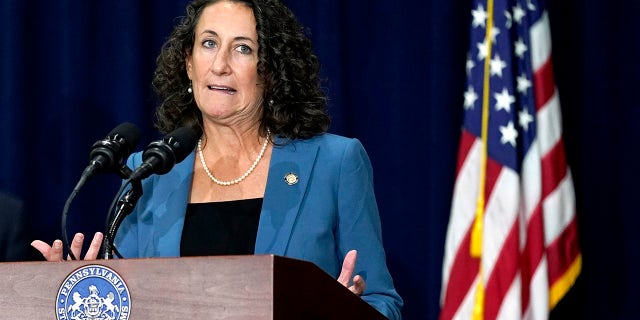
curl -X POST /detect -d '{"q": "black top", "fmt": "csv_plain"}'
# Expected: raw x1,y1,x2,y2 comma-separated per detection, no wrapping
180,198,263,257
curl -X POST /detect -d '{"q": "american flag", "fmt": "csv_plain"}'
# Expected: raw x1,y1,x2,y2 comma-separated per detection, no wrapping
439,0,581,319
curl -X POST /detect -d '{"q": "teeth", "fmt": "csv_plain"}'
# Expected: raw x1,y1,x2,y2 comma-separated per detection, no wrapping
208,85,236,95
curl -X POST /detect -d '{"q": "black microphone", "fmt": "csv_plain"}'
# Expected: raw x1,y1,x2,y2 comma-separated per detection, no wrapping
128,126,198,181
82,122,141,179
62,122,140,260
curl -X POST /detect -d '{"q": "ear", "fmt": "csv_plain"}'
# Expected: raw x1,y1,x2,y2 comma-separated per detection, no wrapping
185,53,193,80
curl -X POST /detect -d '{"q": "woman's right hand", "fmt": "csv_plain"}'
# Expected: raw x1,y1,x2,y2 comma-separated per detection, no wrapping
31,232,103,261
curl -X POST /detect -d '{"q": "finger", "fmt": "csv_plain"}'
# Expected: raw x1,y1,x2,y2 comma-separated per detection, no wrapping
337,250,358,287
68,233,85,260
49,240,64,261
84,232,103,260
30,240,53,260
349,274,366,295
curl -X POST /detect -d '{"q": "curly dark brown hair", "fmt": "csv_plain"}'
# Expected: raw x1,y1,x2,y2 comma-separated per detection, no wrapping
152,0,330,140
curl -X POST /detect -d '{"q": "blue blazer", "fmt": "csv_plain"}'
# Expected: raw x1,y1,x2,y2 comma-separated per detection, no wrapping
115,133,403,319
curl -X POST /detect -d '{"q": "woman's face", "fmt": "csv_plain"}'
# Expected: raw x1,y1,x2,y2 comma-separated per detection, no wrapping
186,1,263,126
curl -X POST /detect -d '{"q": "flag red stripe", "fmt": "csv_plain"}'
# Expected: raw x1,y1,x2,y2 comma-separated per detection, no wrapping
439,225,479,320
546,217,580,284
484,157,502,203
520,203,546,314
457,130,477,174
484,220,520,320
541,139,568,199
533,57,556,110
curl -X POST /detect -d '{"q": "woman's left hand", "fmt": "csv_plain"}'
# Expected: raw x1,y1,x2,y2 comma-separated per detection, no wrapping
337,249,366,296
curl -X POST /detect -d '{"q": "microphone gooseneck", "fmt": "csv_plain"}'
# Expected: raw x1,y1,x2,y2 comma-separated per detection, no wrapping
62,122,141,260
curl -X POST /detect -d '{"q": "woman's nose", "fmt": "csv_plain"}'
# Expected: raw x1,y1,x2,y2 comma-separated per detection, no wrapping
211,50,231,75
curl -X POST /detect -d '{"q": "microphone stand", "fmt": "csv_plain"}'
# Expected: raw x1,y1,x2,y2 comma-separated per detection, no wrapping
102,166,143,260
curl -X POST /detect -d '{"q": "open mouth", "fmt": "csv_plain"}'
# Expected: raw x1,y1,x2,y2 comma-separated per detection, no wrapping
207,85,237,95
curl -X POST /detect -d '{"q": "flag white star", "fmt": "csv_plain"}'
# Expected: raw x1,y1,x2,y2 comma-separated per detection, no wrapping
519,108,534,131
466,57,476,76
512,3,526,25
517,74,532,94
527,0,536,11
505,10,513,29
500,121,518,147
477,40,489,61
494,87,515,112
490,54,507,77
464,86,478,110
472,4,488,28
514,38,527,59
489,27,501,43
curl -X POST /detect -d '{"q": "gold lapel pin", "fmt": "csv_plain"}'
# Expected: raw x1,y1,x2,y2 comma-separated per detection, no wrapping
284,172,299,185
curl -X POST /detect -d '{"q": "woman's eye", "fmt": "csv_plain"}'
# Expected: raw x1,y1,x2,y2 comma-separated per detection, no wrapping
203,40,216,49
236,44,252,55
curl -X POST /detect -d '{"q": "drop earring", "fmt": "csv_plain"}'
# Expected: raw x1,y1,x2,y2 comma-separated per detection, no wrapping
187,84,193,94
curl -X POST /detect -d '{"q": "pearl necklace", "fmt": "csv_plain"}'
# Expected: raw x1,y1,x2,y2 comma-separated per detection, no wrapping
197,129,270,186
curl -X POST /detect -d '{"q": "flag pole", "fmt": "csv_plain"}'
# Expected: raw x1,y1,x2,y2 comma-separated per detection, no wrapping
471,0,495,319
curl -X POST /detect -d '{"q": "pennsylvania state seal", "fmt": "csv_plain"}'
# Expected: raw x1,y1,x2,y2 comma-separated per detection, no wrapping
56,264,131,320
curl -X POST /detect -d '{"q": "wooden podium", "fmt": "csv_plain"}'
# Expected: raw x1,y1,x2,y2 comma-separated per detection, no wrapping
0,255,387,319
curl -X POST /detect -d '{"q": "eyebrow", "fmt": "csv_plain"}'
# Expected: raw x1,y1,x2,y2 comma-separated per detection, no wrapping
200,30,257,44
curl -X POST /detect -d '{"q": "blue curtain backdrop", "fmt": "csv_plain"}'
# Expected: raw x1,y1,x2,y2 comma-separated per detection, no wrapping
1,0,638,319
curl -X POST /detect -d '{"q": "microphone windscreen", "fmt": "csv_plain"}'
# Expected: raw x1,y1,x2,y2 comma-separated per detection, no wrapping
109,122,141,153
164,126,198,164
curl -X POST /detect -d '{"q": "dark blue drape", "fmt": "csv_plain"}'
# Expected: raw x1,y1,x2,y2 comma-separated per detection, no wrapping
1,0,638,319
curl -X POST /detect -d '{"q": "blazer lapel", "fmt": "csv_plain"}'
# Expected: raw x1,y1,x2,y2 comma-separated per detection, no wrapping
255,137,319,255
145,151,194,257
